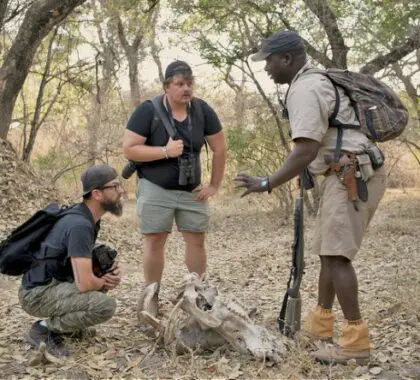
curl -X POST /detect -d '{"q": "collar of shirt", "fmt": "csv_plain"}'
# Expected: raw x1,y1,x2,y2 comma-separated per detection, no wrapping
79,202,97,227
289,61,313,87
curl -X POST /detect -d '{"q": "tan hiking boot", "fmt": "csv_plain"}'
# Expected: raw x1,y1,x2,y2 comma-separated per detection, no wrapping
137,283,160,323
312,345,370,365
301,305,335,343
313,319,371,365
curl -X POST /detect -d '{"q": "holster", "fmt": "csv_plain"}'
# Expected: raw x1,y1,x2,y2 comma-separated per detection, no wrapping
325,153,358,204
342,165,358,202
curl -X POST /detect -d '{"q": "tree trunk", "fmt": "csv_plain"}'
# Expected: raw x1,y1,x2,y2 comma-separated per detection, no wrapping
128,50,141,108
87,0,114,165
22,28,59,163
149,3,164,83
392,62,419,122
302,0,348,68
0,0,8,32
116,17,142,109
0,0,87,139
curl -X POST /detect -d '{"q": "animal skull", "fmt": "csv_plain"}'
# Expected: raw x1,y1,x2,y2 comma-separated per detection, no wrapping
141,273,286,362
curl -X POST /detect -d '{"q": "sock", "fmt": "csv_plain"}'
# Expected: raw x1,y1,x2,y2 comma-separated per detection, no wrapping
347,319,364,325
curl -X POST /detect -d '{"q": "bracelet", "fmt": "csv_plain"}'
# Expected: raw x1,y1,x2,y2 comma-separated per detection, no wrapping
161,145,168,159
267,176,272,194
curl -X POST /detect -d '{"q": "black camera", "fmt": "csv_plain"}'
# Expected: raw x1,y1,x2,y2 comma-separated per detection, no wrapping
178,155,196,186
121,161,137,179
92,244,117,277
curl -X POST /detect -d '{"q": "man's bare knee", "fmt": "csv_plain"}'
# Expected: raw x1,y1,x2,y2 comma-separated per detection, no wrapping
144,233,168,250
183,232,205,248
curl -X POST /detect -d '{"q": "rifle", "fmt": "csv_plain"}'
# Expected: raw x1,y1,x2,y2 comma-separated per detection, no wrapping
278,169,313,337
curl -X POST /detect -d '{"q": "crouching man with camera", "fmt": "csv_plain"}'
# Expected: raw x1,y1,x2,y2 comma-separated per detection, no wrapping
19,164,124,356
122,61,226,322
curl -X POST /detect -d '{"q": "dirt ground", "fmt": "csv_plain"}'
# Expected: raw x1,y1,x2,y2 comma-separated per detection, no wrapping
0,188,419,379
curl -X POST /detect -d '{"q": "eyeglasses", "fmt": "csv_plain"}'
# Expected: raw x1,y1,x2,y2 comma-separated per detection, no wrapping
97,183,123,191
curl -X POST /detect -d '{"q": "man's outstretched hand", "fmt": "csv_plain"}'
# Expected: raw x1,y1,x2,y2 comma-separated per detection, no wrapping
234,173,266,197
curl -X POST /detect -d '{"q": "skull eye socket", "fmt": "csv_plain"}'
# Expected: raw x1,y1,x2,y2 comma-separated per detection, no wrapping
197,294,213,311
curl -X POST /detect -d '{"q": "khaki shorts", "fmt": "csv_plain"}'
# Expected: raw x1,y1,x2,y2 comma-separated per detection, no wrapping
313,166,386,260
137,178,210,234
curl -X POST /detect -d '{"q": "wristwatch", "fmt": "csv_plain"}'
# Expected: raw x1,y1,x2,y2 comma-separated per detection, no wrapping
260,176,272,194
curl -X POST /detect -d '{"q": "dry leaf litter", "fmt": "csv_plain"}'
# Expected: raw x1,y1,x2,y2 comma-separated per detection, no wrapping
0,138,419,379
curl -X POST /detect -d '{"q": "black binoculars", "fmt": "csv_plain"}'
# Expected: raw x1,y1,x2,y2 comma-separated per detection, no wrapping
178,155,196,186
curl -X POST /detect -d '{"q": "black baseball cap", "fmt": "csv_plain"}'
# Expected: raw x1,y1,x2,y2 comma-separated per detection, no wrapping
81,164,118,195
164,60,193,80
251,31,305,61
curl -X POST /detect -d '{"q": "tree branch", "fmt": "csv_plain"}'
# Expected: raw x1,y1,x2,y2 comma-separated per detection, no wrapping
116,16,130,53
4,1,36,24
52,159,91,183
0,0,88,139
360,28,420,75
243,2,334,68
301,0,348,68
0,0,8,32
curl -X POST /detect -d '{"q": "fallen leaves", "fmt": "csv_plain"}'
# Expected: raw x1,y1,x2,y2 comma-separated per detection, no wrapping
27,342,65,366
0,140,419,379
369,366,383,375
0,139,62,241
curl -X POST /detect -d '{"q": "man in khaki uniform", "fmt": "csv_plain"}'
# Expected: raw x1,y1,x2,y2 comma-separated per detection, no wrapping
235,31,386,364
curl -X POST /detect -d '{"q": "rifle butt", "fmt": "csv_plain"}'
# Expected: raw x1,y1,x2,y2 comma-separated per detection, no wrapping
284,296,302,338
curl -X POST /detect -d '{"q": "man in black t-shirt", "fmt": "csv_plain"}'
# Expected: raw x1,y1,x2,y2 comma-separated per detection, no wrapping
19,164,124,356
123,61,226,321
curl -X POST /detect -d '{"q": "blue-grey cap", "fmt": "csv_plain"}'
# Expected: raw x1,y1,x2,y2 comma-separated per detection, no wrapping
81,164,118,195
251,31,305,61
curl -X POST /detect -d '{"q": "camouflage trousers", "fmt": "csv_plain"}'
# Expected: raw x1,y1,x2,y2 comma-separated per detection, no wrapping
19,280,117,334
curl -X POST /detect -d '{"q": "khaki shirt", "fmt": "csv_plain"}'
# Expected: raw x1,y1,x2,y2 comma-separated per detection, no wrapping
287,63,374,175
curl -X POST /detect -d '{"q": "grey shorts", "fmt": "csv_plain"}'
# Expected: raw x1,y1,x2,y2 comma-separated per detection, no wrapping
136,178,210,234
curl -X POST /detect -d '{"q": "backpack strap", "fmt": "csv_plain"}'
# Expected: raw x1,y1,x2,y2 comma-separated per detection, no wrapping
151,95,177,138
150,95,210,168
150,109,160,136
191,97,204,125
328,85,344,162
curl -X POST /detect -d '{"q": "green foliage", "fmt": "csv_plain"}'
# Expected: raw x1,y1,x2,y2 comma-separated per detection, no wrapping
2,0,418,197
33,149,68,173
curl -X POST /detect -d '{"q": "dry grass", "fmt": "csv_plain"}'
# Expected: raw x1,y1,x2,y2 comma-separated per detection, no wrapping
0,188,419,379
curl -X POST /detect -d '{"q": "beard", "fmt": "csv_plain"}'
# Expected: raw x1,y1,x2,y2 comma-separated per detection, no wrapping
101,198,123,216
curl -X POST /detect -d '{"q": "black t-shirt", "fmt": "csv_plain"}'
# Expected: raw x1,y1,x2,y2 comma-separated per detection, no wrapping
21,203,99,290
126,96,222,191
